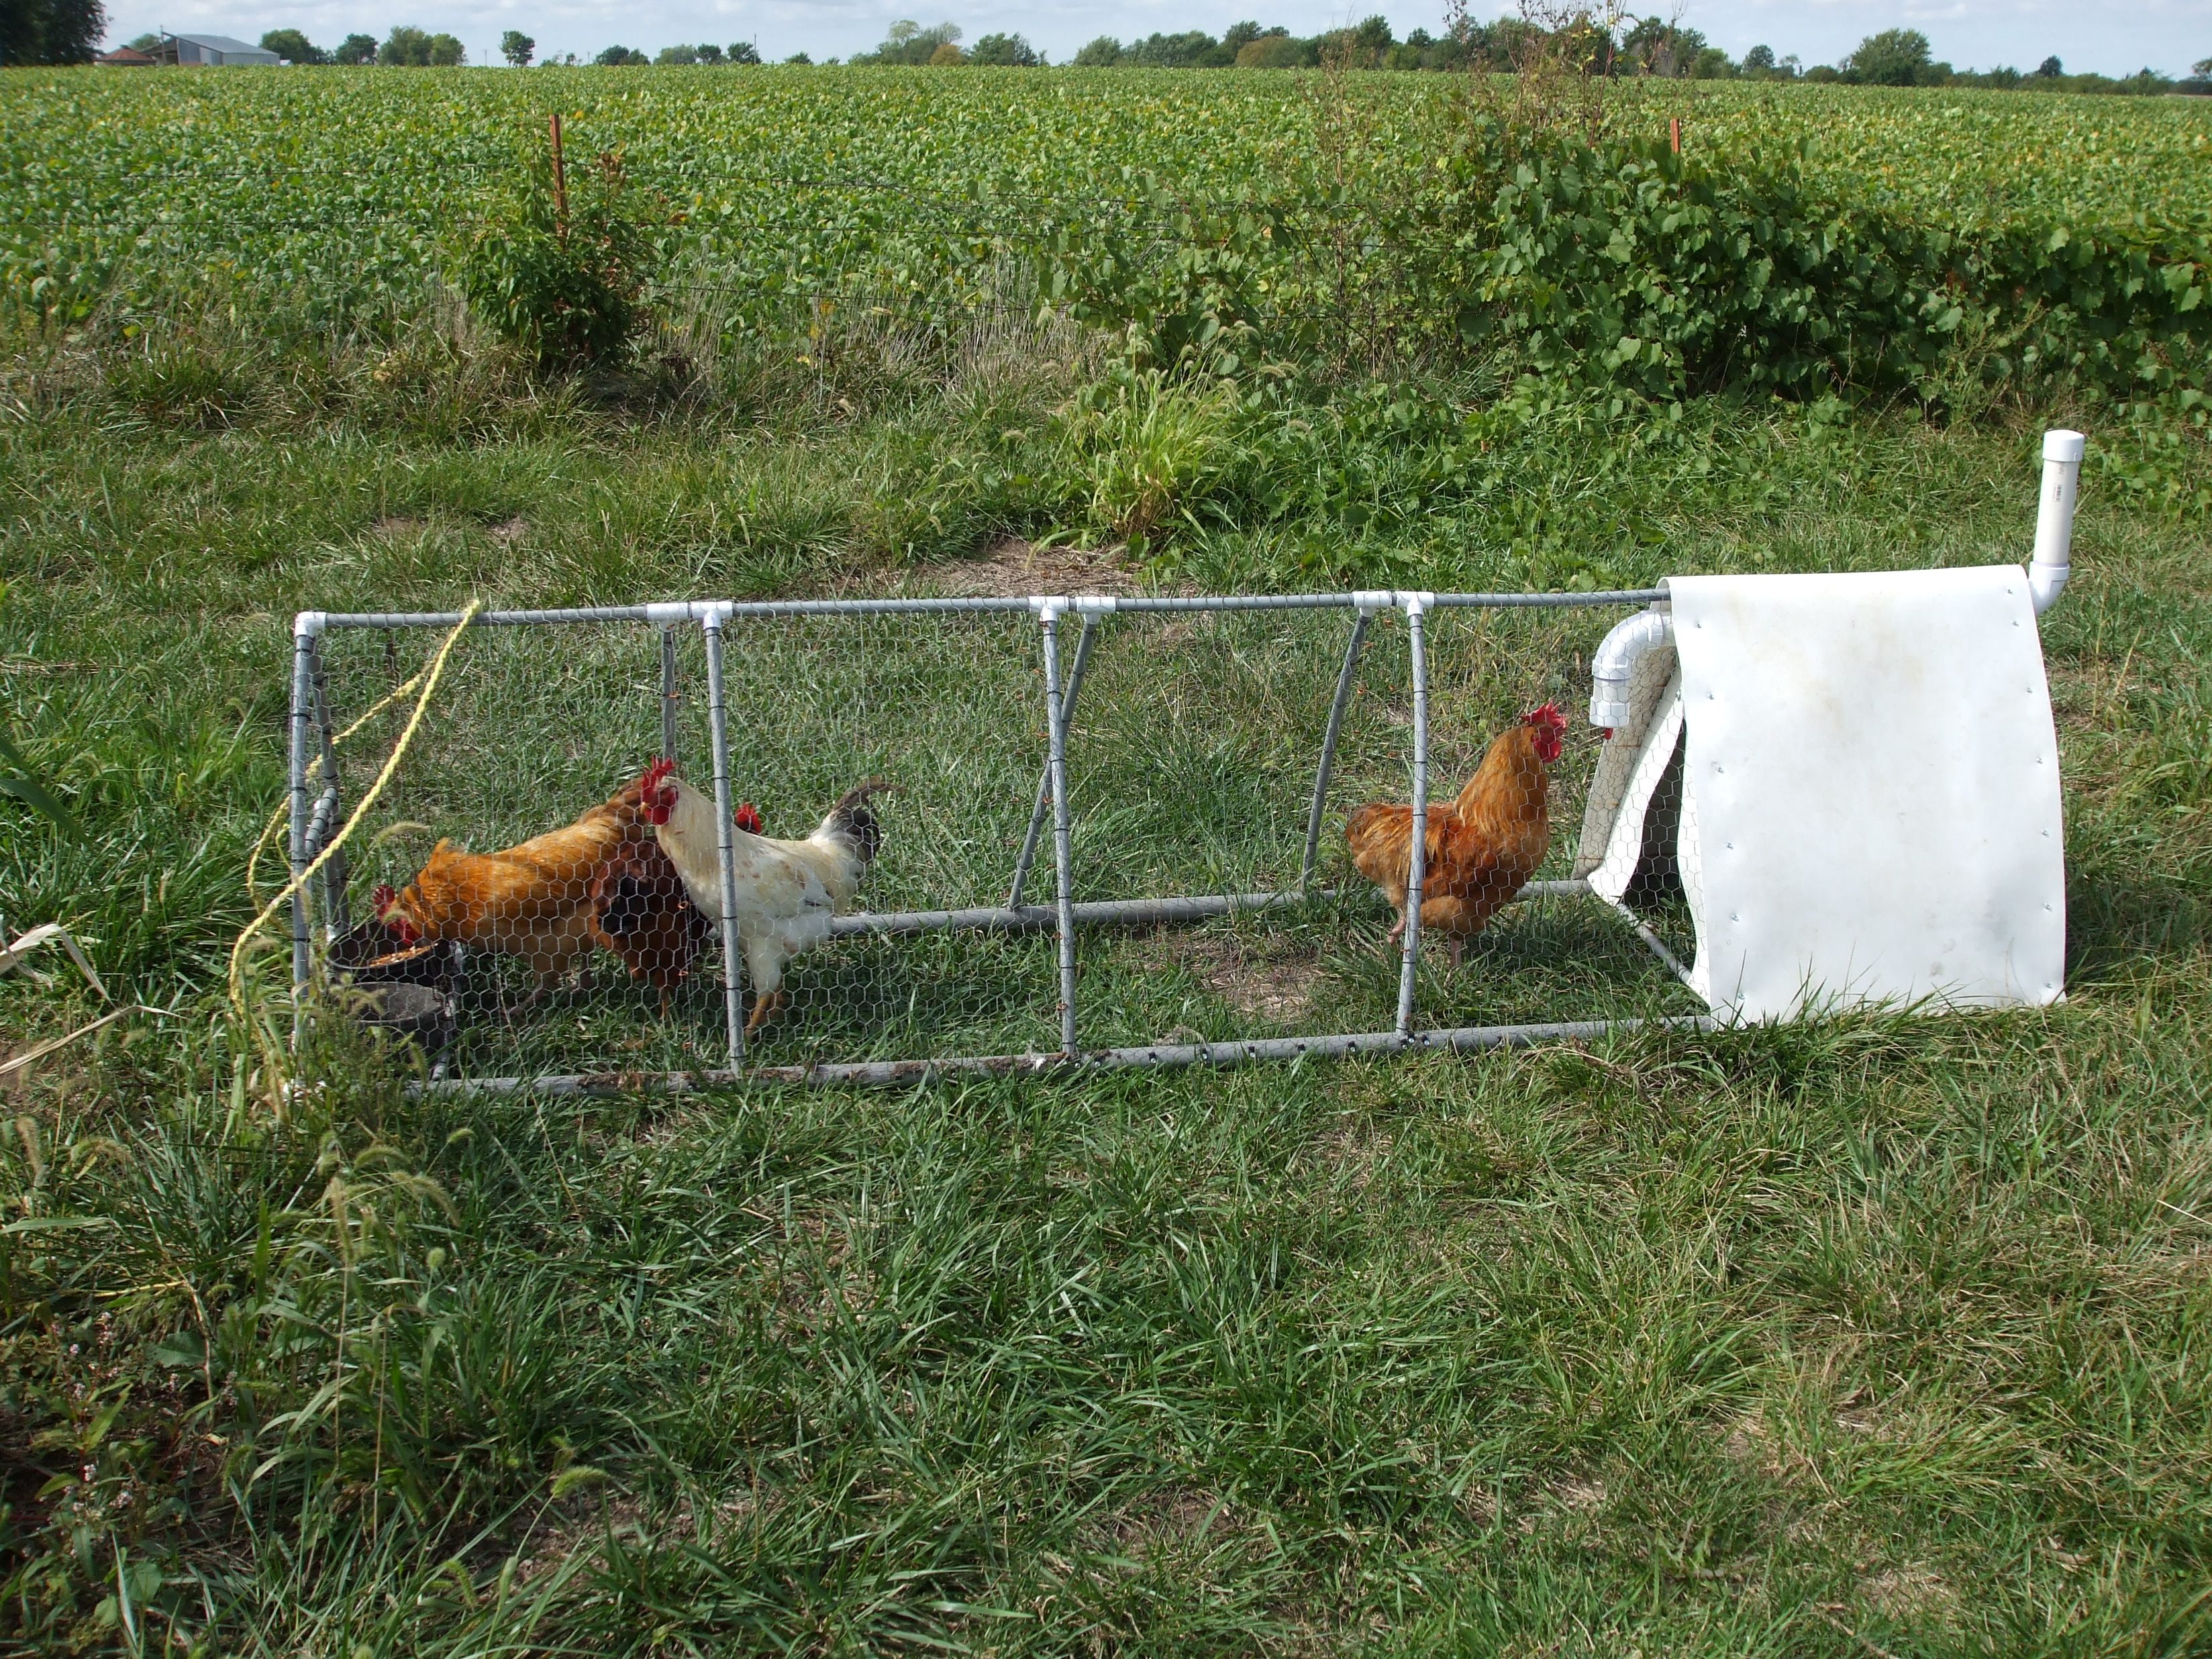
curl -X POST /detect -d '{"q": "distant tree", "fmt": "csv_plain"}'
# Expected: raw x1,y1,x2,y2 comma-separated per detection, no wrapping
126,30,156,49
2033,55,2062,77
1221,19,1263,54
1073,35,1121,65
1743,43,1774,72
1,0,104,64
970,32,1040,65
260,28,325,62
500,30,534,65
2195,54,2211,74
927,40,963,62
1844,28,1938,85
1124,30,1219,67
693,43,724,62
785,50,811,63
379,26,460,64
1236,32,1305,68
656,44,699,63
334,32,378,63
727,40,760,62
857,20,958,64
594,44,648,64
1623,16,1705,76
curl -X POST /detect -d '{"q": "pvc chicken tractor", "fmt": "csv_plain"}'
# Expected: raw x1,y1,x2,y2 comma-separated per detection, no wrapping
1572,429,2083,1021
285,432,2086,1091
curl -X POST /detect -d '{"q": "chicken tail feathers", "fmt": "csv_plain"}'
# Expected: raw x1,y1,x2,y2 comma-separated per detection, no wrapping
819,779,893,868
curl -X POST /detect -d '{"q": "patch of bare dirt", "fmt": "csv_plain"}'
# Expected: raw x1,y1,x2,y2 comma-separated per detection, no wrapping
1158,931,1325,1023
368,515,428,539
1551,1472,1607,1513
1104,1486,1229,1561
1860,1564,1956,1622
894,537,1146,599
485,516,528,544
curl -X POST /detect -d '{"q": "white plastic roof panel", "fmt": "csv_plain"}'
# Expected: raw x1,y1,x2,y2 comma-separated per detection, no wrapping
1668,566,2066,1021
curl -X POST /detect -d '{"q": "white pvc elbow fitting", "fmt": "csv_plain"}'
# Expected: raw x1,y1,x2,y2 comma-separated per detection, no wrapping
1589,603,1672,730
2029,428,2084,615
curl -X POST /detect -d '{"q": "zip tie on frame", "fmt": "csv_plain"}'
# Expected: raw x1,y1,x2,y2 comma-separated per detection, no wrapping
229,600,483,1021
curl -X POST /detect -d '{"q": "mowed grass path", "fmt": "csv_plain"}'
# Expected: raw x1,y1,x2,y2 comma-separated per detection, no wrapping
2,365,2210,1654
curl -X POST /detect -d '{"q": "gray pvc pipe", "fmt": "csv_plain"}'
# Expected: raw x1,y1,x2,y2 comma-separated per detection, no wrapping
703,613,748,1067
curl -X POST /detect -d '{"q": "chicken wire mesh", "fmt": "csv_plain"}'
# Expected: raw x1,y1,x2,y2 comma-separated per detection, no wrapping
287,592,1704,1087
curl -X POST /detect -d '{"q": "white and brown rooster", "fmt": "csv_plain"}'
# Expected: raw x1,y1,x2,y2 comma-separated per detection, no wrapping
637,763,890,1034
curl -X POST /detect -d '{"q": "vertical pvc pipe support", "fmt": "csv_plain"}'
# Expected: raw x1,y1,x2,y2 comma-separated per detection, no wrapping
1009,607,1101,909
702,607,746,1068
308,653,350,939
1039,601,1080,1057
1395,593,1434,1038
660,625,681,762
287,614,323,1023
2030,428,2084,615
1302,594,1387,890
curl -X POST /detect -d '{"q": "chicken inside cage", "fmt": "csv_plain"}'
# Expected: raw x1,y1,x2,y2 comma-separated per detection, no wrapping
291,436,2081,1089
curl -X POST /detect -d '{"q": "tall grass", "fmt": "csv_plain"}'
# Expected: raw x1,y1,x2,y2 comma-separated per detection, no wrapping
2,298,2209,1651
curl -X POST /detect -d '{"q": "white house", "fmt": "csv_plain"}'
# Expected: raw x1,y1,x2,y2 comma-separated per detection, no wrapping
162,32,280,65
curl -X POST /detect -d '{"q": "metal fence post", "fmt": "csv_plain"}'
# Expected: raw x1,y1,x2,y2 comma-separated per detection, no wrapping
1302,594,1385,891
1395,594,1433,1039
703,606,746,1069
660,624,681,762
1009,607,1101,910
1038,600,1080,1057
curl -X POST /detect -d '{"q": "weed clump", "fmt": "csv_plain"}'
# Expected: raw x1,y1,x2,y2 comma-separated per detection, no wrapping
455,129,668,371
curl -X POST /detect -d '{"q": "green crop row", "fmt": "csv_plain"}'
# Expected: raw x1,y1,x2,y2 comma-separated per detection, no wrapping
1,68,2205,408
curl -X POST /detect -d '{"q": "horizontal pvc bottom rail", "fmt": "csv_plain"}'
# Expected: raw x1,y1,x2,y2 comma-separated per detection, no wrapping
826,880,1593,940
409,1014,1721,1098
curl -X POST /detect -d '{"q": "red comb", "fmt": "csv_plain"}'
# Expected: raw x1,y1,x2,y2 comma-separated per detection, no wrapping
1525,701,1567,727
640,758,676,791
735,802,763,836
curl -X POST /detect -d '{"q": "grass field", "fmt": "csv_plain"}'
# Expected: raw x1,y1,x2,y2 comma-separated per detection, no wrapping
4,64,2212,1657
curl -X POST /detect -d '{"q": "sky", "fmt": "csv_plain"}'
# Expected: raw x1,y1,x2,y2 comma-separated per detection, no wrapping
109,0,2211,78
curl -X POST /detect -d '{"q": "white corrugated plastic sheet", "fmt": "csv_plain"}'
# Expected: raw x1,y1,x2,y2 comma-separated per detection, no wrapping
1667,566,2066,1021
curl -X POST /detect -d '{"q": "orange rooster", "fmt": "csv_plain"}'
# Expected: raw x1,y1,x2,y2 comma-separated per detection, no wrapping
1344,702,1568,966
374,760,677,987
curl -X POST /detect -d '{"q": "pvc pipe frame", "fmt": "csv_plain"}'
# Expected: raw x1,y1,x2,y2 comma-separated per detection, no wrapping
2031,428,2084,615
289,587,1682,1084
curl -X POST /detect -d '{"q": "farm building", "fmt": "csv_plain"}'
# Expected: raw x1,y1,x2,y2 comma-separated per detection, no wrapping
158,32,279,65
95,45,156,64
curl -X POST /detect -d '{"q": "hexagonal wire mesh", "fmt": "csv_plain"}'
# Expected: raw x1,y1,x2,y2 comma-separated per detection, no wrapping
287,593,1708,1087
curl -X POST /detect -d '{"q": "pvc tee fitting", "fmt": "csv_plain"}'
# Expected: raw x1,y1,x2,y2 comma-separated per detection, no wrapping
2029,428,2084,615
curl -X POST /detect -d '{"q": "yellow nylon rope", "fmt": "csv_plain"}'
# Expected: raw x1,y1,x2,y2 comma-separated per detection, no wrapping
228,601,482,1019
